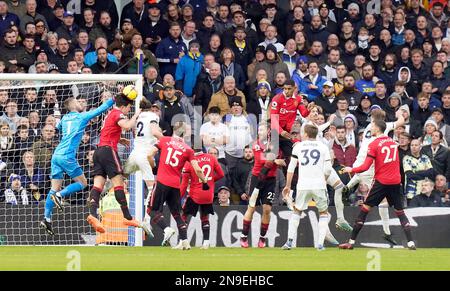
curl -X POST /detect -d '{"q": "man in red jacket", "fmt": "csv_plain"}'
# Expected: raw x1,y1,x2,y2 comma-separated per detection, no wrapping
270,79,310,156
332,125,357,167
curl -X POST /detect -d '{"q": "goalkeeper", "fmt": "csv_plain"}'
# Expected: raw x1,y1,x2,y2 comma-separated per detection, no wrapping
40,96,115,235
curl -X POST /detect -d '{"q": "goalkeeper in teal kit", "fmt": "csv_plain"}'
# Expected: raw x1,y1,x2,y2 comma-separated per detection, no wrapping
40,97,115,235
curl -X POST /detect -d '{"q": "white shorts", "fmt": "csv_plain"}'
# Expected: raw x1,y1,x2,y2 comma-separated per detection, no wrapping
295,189,329,213
326,168,341,187
124,149,154,181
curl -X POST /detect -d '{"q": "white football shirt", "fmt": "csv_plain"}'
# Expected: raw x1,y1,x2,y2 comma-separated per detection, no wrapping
292,140,331,190
134,111,159,150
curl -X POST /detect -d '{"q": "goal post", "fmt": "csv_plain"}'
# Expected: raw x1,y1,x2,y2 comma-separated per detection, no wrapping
0,73,145,246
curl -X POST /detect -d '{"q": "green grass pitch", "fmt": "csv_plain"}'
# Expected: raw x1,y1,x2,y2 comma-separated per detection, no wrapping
0,247,449,271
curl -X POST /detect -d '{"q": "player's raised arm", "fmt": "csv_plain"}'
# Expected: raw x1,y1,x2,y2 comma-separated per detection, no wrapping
393,109,406,130
81,98,115,121
150,122,163,140
118,107,141,130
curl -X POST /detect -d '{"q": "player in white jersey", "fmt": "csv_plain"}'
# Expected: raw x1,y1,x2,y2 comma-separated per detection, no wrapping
281,125,338,251
299,105,353,231
124,98,162,193
345,107,405,245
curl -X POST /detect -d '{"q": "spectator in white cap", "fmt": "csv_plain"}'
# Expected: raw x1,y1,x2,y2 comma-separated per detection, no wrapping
315,80,338,118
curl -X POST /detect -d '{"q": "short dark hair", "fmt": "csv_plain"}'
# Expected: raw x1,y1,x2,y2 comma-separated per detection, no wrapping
139,98,153,110
17,124,28,131
336,125,346,131
373,119,386,133
115,93,133,107
304,124,319,139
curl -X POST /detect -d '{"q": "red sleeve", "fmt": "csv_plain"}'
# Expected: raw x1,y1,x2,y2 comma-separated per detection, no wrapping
213,158,225,181
269,96,282,133
186,147,195,161
351,156,374,174
115,110,127,124
180,163,191,198
298,104,309,117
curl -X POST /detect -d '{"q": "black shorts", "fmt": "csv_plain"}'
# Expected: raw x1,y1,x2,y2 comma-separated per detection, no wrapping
248,175,276,206
92,146,123,178
182,196,214,217
150,182,181,213
365,180,403,210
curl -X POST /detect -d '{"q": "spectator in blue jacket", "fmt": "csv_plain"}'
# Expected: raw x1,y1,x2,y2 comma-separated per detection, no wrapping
298,60,327,102
155,21,187,77
0,1,20,37
175,39,204,98
84,37,118,67
392,12,406,46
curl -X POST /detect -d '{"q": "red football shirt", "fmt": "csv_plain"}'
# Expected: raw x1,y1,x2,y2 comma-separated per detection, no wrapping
270,93,309,134
180,153,224,204
155,136,195,189
251,141,279,178
98,108,126,151
352,135,401,185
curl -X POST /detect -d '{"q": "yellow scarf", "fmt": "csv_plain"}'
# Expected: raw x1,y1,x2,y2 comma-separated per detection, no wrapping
234,39,246,50
188,52,200,60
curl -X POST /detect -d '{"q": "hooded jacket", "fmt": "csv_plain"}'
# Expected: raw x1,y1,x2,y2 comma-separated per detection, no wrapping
175,52,204,97
385,93,402,122
298,73,327,102
397,66,419,100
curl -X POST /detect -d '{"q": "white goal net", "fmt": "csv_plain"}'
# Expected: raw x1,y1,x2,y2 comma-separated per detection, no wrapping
0,74,144,246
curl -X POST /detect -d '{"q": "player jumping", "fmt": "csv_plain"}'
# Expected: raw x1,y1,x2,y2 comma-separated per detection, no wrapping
147,122,208,250
240,123,286,248
345,108,405,245
86,93,151,237
340,119,416,250
180,149,224,249
282,124,339,251
40,96,115,235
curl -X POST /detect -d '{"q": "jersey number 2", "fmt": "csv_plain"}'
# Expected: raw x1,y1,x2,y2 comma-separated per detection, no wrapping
165,148,182,166
199,164,212,183
136,122,144,137
381,145,398,163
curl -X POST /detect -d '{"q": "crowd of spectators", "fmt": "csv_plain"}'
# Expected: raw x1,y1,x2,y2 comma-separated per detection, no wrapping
0,0,449,208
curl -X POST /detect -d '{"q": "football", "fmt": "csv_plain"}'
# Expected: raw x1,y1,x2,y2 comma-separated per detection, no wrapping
122,85,138,101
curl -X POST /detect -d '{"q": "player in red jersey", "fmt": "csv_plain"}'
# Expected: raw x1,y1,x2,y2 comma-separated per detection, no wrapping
340,119,416,250
240,123,286,248
270,79,310,156
180,150,225,249
147,122,207,250
87,94,151,236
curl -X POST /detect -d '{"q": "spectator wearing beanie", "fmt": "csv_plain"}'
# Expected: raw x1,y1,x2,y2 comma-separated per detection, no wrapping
137,3,170,53
251,43,289,86
385,92,403,122
353,94,372,129
291,55,309,89
247,80,272,124
399,104,423,139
